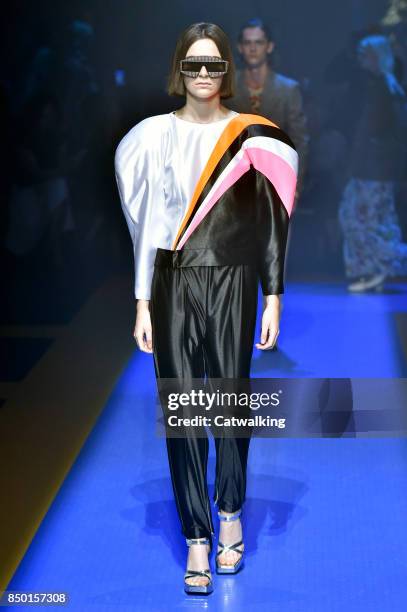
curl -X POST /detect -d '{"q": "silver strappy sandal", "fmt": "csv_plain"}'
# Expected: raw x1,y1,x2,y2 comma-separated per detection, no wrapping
184,537,213,595
216,508,245,574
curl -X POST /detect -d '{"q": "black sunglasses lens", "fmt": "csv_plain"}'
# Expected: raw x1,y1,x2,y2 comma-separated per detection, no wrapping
181,60,227,74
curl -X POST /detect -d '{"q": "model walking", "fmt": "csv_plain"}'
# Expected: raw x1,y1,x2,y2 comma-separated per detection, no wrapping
115,22,298,595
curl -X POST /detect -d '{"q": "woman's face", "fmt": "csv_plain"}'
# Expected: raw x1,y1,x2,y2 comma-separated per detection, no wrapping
182,38,225,99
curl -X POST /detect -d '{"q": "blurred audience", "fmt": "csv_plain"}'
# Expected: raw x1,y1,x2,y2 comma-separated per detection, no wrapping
1,9,406,324
337,33,407,292
4,94,74,267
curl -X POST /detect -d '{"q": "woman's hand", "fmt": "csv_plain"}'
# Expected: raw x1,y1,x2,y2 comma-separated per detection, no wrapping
255,294,281,350
134,300,153,353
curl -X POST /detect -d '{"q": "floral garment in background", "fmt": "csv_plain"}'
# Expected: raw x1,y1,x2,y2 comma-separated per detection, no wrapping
338,177,407,278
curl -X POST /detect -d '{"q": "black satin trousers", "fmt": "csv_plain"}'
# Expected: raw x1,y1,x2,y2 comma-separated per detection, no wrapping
149,248,258,546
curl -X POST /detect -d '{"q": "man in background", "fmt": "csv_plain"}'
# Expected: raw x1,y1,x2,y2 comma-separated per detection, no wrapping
225,18,309,205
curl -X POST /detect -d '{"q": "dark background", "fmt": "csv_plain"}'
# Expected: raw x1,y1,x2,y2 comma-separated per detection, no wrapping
1,0,405,326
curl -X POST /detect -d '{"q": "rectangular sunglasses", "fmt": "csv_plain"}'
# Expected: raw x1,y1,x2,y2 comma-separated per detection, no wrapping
180,55,229,78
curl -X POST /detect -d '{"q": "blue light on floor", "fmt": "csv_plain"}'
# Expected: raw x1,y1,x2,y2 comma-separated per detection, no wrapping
8,282,407,611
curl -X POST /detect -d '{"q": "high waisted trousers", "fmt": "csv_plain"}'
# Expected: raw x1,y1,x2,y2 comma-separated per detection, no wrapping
149,248,258,547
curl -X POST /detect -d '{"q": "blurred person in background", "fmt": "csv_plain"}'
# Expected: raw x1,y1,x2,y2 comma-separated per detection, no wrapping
382,0,407,239
338,33,407,292
382,0,407,88
225,17,308,206
3,94,76,274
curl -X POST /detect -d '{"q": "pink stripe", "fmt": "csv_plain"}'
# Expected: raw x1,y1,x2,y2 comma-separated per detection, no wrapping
177,154,251,250
177,145,297,249
246,147,297,216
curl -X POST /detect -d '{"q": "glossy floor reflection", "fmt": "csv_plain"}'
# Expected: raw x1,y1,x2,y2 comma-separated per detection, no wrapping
8,282,407,611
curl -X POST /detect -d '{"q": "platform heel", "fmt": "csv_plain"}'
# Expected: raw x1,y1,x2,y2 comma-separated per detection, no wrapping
216,508,245,574
184,537,213,595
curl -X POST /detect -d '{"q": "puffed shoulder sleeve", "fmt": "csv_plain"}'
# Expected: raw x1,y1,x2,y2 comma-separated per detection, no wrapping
243,123,298,295
114,117,165,300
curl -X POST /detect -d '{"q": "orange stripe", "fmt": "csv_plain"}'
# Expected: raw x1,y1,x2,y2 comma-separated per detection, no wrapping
171,113,279,250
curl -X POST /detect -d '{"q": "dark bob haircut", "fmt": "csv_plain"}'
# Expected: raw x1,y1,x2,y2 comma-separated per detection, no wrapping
167,22,236,99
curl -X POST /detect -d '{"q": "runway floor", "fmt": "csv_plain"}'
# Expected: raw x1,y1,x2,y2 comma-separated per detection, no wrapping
4,279,407,611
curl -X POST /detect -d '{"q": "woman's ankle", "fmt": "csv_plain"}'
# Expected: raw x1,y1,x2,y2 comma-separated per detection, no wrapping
218,507,242,519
